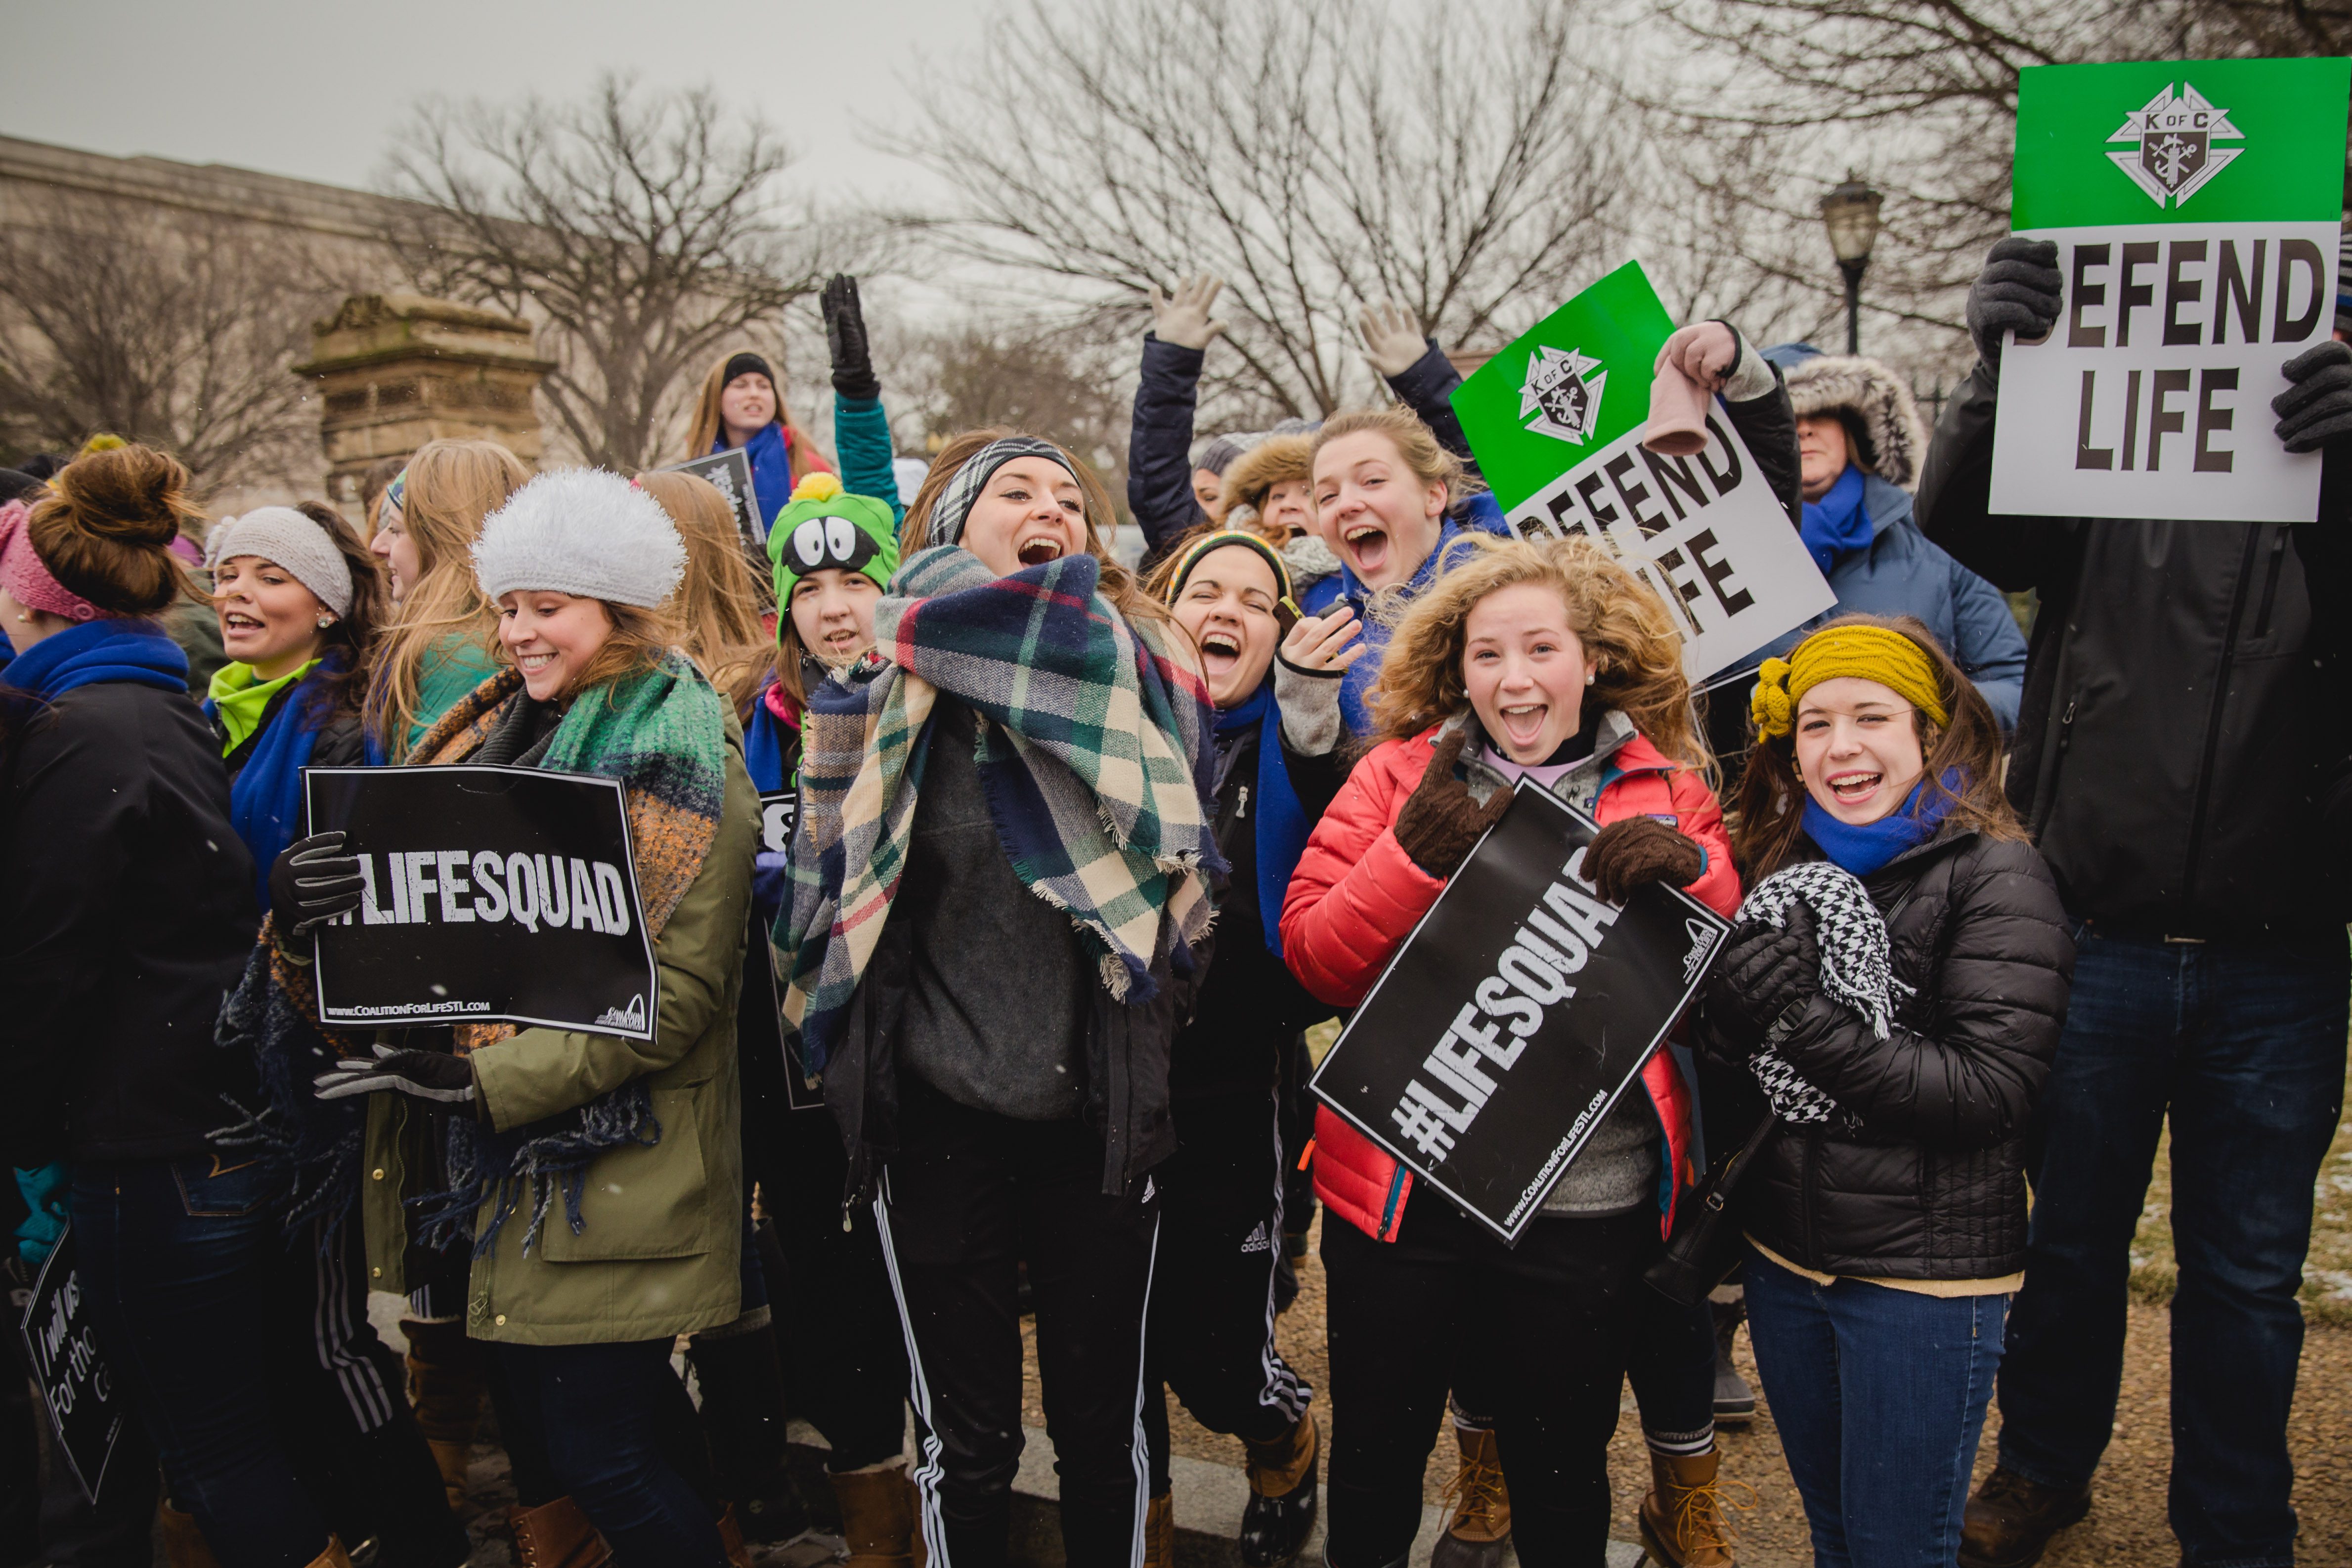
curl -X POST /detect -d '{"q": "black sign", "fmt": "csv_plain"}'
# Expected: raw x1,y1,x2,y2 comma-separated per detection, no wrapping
1309,782,1728,1244
758,789,798,855
754,787,824,1112
304,766,660,1040
18,1226,125,1504
658,449,765,551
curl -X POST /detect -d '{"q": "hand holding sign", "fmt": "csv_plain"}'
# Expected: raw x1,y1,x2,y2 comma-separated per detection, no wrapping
269,831,364,937
313,1044,479,1106
2273,341,2352,452
1966,239,2064,372
1393,731,1511,877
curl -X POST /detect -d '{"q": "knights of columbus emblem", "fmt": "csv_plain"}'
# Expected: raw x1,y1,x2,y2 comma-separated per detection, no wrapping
2107,83,2244,209
1519,345,1607,445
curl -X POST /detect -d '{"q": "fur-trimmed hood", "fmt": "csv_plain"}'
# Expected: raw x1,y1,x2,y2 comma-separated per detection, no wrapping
1772,348,1928,490
1216,433,1314,521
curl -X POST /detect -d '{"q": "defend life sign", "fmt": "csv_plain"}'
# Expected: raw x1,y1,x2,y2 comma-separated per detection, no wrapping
1308,782,1728,1245
304,766,660,1041
1989,57,2352,523
1450,261,1834,680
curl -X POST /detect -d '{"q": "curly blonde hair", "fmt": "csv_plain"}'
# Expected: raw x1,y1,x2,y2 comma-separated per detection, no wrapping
1369,533,1711,779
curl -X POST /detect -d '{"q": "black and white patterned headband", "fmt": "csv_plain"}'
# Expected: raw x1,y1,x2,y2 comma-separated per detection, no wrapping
928,436,1078,548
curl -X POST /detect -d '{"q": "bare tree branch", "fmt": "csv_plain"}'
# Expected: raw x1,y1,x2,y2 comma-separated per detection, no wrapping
379,74,881,471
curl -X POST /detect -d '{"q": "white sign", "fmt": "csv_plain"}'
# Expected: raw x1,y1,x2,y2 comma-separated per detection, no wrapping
1504,413,1835,681
1989,222,2335,523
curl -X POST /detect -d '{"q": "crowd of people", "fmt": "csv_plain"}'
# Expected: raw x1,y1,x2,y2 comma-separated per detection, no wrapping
0,229,2348,1568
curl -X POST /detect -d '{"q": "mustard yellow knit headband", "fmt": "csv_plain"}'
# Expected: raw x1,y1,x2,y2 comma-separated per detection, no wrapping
1750,624,1949,741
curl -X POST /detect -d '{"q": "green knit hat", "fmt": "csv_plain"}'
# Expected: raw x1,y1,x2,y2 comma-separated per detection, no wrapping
767,473,900,604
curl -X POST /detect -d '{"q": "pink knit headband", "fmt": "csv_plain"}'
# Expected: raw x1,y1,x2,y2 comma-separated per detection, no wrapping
0,500,102,623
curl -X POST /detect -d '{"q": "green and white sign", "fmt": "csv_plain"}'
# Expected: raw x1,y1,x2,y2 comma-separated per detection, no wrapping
1990,57,2350,523
1451,261,1833,680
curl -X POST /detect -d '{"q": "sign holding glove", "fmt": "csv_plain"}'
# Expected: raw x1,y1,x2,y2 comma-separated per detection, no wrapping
1986,56,2352,522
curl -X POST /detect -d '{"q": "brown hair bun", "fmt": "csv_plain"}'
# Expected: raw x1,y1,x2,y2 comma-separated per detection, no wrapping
27,444,202,616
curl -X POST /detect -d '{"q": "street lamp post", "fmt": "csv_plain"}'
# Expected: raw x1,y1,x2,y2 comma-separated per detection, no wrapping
1818,172,1884,355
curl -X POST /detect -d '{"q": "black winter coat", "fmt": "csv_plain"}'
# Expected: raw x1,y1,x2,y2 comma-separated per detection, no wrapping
1916,358,2352,938
1697,829,2074,1280
1165,721,1341,1102
1127,335,1216,563
0,681,259,1164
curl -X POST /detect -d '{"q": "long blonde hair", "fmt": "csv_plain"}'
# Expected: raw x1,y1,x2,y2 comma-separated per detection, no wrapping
363,438,531,756
636,468,774,716
1369,533,1711,780
901,428,1168,632
684,353,829,483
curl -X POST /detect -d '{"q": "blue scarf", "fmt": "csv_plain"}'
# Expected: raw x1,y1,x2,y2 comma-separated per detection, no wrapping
1333,512,1498,735
1215,683,1311,957
0,617,186,698
1802,771,1959,877
1799,464,1873,577
726,421,795,531
210,655,345,913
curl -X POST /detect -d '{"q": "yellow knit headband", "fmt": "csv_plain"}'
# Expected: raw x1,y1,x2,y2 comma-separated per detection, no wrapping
1750,624,1949,741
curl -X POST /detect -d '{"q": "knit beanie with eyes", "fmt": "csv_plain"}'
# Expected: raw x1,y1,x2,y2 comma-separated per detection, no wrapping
766,473,901,604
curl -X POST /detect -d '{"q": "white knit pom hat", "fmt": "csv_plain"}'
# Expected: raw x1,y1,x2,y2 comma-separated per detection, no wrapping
472,468,687,609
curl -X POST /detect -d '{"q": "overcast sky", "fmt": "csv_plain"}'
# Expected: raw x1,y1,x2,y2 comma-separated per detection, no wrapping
0,0,976,207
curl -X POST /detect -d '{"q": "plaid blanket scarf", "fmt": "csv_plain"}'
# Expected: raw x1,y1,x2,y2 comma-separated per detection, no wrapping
777,546,1220,1072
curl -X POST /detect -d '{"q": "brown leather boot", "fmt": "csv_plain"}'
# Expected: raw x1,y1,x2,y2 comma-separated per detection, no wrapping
303,1539,354,1568
157,1501,222,1568
1959,1467,2091,1568
402,1317,487,1516
1142,1492,1175,1568
828,1463,923,1568
717,1504,754,1568
1429,1426,1510,1568
507,1496,613,1568
1638,1448,1746,1568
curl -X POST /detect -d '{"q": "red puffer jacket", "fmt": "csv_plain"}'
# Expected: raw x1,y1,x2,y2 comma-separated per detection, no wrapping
1281,719,1740,1243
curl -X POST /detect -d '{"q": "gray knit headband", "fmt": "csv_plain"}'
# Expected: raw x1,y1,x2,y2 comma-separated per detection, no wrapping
205,507,354,616
928,437,1078,548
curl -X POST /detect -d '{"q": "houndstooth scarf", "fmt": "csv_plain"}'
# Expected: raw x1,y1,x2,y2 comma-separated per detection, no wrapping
1736,859,1912,1126
776,545,1220,1073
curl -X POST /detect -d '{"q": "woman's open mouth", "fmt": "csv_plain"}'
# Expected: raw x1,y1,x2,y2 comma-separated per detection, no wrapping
822,628,863,654
1340,522,1390,576
517,651,559,677
1497,700,1549,751
221,612,264,636
1199,628,1241,679
1828,769,1883,805
1016,534,1067,567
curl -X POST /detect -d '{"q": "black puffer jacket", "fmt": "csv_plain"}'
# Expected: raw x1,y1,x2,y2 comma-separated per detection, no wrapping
1697,828,2074,1280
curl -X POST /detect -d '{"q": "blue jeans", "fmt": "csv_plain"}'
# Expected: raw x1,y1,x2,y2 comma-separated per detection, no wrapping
495,1338,725,1568
1995,930,2348,1568
1743,1245,2005,1568
70,1158,331,1568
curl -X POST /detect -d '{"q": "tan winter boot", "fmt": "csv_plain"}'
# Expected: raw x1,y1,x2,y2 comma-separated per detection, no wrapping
302,1539,355,1568
1429,1426,1511,1568
158,1500,222,1568
1638,1447,1748,1568
717,1504,754,1568
401,1317,487,1516
829,1462,924,1568
1142,1491,1176,1568
507,1496,613,1568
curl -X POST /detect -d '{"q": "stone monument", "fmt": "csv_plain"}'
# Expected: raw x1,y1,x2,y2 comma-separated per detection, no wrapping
297,294,554,508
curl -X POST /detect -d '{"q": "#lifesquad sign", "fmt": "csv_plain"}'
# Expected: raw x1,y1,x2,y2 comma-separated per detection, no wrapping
1989,57,2352,523
1451,261,1834,680
304,766,660,1041
1308,782,1728,1245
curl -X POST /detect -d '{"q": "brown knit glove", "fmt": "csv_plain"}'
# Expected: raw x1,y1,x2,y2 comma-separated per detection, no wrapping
1582,817,1705,903
1392,729,1512,878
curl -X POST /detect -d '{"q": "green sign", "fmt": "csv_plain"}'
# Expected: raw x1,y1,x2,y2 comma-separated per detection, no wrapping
2013,57,2348,230
1449,261,1677,514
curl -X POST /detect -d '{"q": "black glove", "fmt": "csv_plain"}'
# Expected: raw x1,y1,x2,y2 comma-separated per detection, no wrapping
822,274,879,401
1582,817,1706,903
1701,904,1820,1051
2274,341,2352,454
269,830,364,938
1965,238,2063,375
313,1045,478,1106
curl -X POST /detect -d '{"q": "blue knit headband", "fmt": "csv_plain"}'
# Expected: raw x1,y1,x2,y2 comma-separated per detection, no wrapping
928,437,1078,548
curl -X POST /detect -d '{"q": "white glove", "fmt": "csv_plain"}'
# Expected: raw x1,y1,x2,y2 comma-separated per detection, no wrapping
1274,606,1365,757
1360,300,1429,380
1149,273,1228,352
